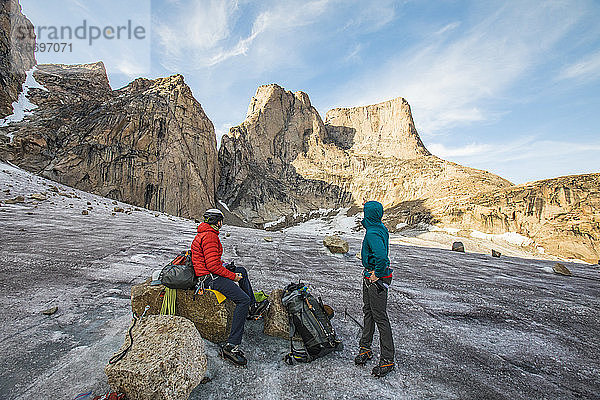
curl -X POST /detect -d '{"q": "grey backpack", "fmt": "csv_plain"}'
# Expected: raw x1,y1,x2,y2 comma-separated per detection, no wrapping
159,250,196,289
281,282,343,364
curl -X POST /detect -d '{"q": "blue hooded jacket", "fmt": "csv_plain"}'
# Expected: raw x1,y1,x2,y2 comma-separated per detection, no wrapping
361,201,392,278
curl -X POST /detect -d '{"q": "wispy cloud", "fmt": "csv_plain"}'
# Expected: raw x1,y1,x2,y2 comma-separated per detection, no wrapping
114,58,148,78
559,50,600,81
431,136,600,161
341,0,396,33
333,2,585,136
434,21,460,36
343,43,362,63
155,0,240,69
428,142,492,158
428,136,600,183
155,0,337,71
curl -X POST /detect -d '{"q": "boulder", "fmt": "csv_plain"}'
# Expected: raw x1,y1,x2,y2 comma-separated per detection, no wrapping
323,235,349,254
4,196,24,204
29,193,47,201
263,289,289,339
105,315,206,400
131,280,235,343
492,249,501,258
42,306,58,315
452,241,465,253
553,263,572,276
263,289,302,340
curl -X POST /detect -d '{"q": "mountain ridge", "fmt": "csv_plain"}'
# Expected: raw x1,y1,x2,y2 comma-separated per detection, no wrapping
0,61,218,219
0,4,596,263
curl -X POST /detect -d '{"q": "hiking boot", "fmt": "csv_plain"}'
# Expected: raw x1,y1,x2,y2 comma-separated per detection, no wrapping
220,343,247,366
354,347,373,365
371,359,395,377
247,299,269,320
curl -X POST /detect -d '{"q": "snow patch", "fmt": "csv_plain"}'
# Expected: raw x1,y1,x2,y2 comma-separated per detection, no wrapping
470,230,534,247
49,331,69,342
284,208,361,236
429,225,461,235
264,216,285,228
1,68,47,138
217,200,230,212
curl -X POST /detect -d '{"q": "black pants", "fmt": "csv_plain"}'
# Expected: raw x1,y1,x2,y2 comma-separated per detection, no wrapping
207,266,255,346
359,277,394,361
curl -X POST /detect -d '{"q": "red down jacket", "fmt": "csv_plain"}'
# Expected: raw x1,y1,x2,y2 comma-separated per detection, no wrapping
191,223,236,280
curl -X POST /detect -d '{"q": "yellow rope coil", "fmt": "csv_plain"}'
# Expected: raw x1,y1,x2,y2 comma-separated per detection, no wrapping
160,288,176,315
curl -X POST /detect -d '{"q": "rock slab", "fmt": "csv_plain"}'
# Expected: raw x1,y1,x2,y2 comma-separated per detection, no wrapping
323,235,349,254
263,289,300,340
105,315,207,400
553,263,572,276
452,242,465,253
131,280,235,343
263,289,288,339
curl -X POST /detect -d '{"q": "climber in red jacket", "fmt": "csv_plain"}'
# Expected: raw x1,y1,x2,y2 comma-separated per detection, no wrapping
191,208,268,366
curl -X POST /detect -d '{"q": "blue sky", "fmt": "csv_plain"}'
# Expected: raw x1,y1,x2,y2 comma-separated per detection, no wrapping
20,0,600,184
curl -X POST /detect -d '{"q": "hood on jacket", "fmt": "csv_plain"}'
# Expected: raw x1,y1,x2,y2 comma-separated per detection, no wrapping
361,201,384,228
197,222,220,234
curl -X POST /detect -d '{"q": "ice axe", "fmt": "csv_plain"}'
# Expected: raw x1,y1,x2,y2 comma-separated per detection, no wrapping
344,308,363,330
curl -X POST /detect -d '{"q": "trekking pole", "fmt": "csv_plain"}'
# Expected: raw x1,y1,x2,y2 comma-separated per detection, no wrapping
344,308,363,330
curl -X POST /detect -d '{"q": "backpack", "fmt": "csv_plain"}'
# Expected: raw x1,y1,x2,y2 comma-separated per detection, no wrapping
281,282,343,364
159,250,196,289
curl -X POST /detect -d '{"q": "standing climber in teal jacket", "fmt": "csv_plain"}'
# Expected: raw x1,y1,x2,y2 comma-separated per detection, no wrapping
354,201,395,377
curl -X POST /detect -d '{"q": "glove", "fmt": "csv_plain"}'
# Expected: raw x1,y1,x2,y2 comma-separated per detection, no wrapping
224,261,236,272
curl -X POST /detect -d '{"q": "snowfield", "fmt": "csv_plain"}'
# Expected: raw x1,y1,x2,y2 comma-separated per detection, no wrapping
0,68,47,138
0,162,599,399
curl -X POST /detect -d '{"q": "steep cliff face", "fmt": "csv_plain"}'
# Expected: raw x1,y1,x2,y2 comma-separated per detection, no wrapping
219,86,512,225
0,0,36,119
218,84,350,224
0,62,218,219
292,96,512,208
324,98,430,158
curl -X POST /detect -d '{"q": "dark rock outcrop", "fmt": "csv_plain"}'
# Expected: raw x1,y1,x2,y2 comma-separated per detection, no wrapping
0,62,218,219
452,241,465,253
0,0,36,119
